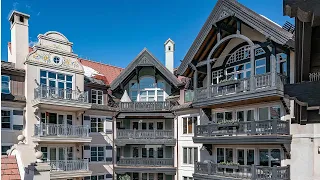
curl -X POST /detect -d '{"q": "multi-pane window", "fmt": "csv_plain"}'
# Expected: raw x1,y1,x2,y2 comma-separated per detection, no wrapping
216,112,233,123
91,89,103,104
183,147,198,164
1,110,11,129
258,106,281,120
129,77,166,102
255,58,266,75
1,75,10,94
1,145,12,155
91,146,104,162
90,117,104,133
225,63,251,81
212,70,223,84
183,177,193,180
84,174,110,180
183,116,197,134
259,149,281,166
40,70,72,89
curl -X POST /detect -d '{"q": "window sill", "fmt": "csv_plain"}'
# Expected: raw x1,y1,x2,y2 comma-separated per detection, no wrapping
1,129,22,132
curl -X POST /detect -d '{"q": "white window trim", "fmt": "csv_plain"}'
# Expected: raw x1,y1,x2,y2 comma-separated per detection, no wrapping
39,69,74,90
40,111,74,126
90,145,105,162
182,115,198,135
182,147,198,165
39,145,75,161
1,75,10,94
1,107,24,131
255,57,267,75
235,148,255,165
91,89,104,105
131,120,165,130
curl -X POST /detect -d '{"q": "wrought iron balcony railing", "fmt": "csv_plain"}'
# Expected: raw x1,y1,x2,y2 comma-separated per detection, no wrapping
309,72,320,81
194,161,290,180
49,159,89,172
34,124,90,138
117,129,174,139
119,101,172,111
34,86,88,103
195,119,290,137
117,158,174,167
194,72,287,102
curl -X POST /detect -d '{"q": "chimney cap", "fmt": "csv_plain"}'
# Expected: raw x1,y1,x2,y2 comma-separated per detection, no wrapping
8,10,30,21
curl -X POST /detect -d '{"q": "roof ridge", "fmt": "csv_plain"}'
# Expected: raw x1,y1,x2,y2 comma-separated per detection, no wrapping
78,58,124,70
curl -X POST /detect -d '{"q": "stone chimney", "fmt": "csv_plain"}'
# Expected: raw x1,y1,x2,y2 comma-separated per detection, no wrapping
164,38,175,73
9,11,30,69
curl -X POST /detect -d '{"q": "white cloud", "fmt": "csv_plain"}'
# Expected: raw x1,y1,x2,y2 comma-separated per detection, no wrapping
29,40,37,47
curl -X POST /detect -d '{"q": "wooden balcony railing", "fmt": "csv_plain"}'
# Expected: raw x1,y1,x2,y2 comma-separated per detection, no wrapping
309,72,320,81
117,158,174,167
195,119,290,137
194,161,290,180
194,72,287,102
34,124,90,138
34,86,88,103
119,101,172,111
49,159,89,172
117,129,174,139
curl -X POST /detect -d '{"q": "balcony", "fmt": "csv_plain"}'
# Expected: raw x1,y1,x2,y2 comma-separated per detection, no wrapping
33,124,92,143
193,119,291,144
115,129,176,146
49,159,92,179
33,86,91,111
193,72,286,107
193,162,290,180
115,157,176,175
119,101,172,112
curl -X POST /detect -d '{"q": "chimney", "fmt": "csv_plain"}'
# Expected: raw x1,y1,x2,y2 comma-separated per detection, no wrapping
164,38,175,73
9,11,30,69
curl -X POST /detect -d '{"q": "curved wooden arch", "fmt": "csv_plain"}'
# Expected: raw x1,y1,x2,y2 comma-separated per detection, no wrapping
207,34,254,60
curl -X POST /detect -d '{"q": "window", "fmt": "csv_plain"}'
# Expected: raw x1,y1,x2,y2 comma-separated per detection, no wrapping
84,175,106,180
2,75,10,94
259,149,281,167
91,146,104,162
91,89,103,104
216,148,233,163
212,70,223,84
277,53,287,75
184,90,194,103
129,77,166,102
1,145,12,155
255,58,266,75
215,112,233,123
258,106,281,120
183,116,197,134
90,117,104,133
183,177,193,180
225,63,251,81
157,147,163,158
53,56,60,64
1,110,11,129
40,70,72,92
183,147,198,164
19,16,24,23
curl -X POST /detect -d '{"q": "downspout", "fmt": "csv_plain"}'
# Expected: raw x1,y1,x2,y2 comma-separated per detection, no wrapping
173,111,179,180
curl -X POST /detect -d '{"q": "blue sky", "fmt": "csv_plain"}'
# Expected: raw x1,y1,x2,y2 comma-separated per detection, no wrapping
1,0,293,68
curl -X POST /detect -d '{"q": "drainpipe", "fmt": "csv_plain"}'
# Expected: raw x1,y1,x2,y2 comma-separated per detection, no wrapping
173,111,179,180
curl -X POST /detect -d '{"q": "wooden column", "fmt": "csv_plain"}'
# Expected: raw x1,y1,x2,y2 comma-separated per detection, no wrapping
206,60,211,98
271,45,277,87
250,45,255,90
301,22,312,81
194,70,198,89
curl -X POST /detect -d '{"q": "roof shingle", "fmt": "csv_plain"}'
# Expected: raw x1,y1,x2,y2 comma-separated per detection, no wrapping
1,155,21,180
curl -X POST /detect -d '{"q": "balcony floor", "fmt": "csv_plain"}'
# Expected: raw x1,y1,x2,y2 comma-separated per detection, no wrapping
32,99,91,111
115,166,176,175
115,139,176,146
32,136,92,143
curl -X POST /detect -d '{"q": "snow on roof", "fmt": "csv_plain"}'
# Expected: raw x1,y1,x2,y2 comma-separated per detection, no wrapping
259,14,281,28
83,65,104,77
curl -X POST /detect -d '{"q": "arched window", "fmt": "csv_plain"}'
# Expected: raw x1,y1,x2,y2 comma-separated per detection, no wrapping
129,76,166,102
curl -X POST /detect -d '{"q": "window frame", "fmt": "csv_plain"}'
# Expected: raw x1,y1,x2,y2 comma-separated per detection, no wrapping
182,115,198,134
90,116,104,133
255,57,267,75
90,146,105,162
1,144,12,155
40,69,73,90
1,108,24,130
182,147,198,165
91,89,104,105
1,75,10,94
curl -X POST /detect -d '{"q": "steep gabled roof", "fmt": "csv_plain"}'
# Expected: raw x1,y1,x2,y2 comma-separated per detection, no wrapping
177,0,294,75
110,48,181,90
1,155,21,180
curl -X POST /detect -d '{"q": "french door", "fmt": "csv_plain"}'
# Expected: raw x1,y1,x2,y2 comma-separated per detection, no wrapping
43,146,73,170
132,121,164,130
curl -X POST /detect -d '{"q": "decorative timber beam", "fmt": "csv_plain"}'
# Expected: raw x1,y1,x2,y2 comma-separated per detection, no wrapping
196,59,216,67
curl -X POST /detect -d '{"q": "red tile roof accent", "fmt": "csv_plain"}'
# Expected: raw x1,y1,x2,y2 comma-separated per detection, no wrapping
1,155,21,180
78,58,123,85
8,42,33,54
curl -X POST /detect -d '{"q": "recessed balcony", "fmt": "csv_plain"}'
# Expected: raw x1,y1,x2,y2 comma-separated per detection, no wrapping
119,101,172,112
193,119,291,144
193,162,290,180
115,129,176,146
49,159,92,179
193,72,286,107
115,157,176,175
33,124,92,143
32,86,91,111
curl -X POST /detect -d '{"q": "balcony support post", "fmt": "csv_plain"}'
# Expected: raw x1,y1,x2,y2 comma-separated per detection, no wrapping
271,44,277,87
207,59,211,98
251,164,256,180
250,45,255,90
272,119,278,134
